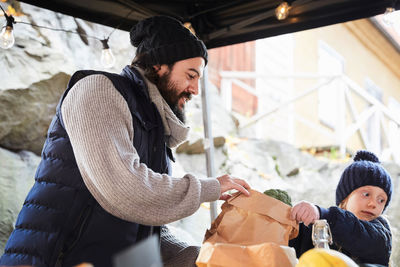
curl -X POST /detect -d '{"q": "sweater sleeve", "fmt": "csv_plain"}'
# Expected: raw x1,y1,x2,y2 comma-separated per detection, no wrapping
160,226,199,267
61,74,220,226
319,206,392,265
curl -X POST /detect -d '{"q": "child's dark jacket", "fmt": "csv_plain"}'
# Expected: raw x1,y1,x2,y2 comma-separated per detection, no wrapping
289,206,391,266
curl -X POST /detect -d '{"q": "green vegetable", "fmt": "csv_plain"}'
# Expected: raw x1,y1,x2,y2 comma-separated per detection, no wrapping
263,189,292,206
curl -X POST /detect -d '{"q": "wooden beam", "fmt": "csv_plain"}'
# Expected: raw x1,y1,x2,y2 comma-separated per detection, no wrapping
345,19,400,79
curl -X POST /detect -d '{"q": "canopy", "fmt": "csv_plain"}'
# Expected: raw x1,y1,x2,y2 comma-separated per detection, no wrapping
18,0,399,49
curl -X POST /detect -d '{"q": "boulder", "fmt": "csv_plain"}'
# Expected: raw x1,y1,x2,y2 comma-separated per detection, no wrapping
0,2,132,154
0,148,39,253
0,72,70,154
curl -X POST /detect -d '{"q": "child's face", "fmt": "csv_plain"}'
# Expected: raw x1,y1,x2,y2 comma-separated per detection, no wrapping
343,185,387,221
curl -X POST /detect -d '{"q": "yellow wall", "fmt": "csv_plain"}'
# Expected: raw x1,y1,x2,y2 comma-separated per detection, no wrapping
292,18,400,153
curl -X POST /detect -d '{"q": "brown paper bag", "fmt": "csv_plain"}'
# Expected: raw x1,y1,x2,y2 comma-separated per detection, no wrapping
204,189,298,246
196,242,297,267
196,189,299,267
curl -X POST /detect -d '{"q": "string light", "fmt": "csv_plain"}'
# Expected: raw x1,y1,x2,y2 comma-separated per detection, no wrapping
275,1,291,20
383,7,396,26
100,38,116,68
0,4,14,49
0,22,14,49
0,2,136,68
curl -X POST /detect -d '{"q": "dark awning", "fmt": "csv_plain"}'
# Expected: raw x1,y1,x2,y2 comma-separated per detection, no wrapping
17,0,399,49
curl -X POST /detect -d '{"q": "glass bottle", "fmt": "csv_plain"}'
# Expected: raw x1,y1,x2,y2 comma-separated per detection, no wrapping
312,219,333,249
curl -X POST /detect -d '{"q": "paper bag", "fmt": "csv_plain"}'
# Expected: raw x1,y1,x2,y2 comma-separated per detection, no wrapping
204,189,298,246
196,189,299,267
196,242,297,267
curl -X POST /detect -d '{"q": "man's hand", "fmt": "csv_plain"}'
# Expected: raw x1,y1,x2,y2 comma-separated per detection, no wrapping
291,201,320,226
216,174,251,200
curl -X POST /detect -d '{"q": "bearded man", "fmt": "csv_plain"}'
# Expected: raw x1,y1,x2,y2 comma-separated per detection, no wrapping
0,16,250,267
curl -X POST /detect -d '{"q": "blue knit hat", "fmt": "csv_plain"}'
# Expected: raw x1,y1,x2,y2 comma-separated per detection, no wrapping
336,150,393,211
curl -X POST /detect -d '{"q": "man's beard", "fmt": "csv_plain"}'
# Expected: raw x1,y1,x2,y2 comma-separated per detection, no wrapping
157,71,191,124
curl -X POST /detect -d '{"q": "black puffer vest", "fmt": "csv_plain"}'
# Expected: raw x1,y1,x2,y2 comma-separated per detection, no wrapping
0,66,172,267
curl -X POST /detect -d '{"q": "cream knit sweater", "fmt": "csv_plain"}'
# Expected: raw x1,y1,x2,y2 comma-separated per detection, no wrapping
61,72,220,226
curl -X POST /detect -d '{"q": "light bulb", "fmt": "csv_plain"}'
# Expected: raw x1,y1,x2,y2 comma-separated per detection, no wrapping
0,25,15,49
383,7,396,26
101,48,115,68
100,38,115,68
275,2,290,20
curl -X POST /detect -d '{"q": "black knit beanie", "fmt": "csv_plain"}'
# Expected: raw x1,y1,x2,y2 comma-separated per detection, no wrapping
336,150,393,211
130,16,208,66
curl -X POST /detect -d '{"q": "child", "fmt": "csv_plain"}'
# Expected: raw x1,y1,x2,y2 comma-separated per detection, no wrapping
289,150,393,266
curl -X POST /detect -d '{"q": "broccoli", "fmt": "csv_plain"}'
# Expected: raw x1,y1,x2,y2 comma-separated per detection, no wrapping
263,189,292,206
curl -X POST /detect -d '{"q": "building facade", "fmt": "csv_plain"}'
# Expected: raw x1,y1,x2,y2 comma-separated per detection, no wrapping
208,16,400,162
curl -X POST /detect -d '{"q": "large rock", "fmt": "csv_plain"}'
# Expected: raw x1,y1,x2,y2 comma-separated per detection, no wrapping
0,2,132,154
0,147,40,253
0,72,70,154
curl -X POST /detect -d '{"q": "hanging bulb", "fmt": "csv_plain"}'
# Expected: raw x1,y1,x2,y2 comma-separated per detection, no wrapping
100,38,115,68
275,2,290,20
0,14,15,49
383,7,396,26
101,48,115,68
0,25,14,49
